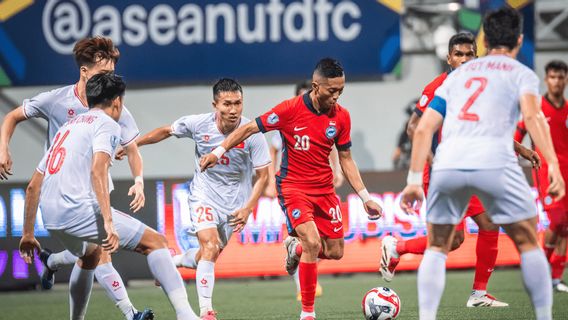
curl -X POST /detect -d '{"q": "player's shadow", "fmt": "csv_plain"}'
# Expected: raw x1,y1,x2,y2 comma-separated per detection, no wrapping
350,130,375,170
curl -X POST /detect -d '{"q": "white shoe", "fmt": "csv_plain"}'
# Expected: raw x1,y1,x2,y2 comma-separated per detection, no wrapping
554,281,568,293
284,236,300,275
380,236,399,282
466,293,509,307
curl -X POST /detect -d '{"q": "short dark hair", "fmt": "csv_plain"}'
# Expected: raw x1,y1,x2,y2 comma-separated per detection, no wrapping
448,32,476,54
295,80,311,95
73,36,120,68
86,72,126,108
213,78,242,100
314,58,344,78
483,6,523,50
545,60,568,74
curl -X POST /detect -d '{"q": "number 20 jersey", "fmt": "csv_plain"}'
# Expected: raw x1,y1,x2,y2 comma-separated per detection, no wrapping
431,55,539,171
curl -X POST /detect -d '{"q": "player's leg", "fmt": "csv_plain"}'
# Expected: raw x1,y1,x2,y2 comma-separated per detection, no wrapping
173,247,201,268
547,207,568,292
38,248,78,289
195,227,223,317
69,243,101,320
295,221,322,320
543,228,557,260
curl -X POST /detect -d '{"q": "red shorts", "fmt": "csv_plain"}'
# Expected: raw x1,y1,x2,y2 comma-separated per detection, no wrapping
533,164,568,212
278,189,343,239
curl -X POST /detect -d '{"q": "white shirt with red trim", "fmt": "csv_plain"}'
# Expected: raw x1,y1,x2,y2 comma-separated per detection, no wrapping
171,112,271,214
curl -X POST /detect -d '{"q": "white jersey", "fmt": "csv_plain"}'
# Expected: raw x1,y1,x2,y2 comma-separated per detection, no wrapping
37,109,121,230
431,55,540,170
171,113,271,214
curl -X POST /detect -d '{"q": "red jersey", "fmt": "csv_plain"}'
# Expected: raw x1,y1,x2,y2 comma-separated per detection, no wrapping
415,72,448,116
256,93,351,194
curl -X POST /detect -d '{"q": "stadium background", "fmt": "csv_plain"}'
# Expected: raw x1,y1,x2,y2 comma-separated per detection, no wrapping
0,0,567,292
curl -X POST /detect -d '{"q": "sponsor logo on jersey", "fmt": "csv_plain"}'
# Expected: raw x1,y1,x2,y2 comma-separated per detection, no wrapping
203,135,210,142
325,126,337,139
294,126,307,131
67,108,75,117
292,209,301,219
267,113,279,124
419,94,429,107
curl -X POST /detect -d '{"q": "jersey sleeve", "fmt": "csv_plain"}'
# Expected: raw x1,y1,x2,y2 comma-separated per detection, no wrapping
415,89,434,116
36,150,49,174
255,100,292,133
516,68,540,97
117,106,140,147
270,133,283,150
93,121,122,157
335,110,352,151
171,115,198,139
249,132,272,168
22,90,57,120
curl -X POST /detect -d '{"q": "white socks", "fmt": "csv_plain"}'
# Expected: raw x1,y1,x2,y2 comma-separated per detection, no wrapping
293,269,301,292
521,249,552,320
196,260,215,316
69,264,95,320
173,248,200,268
94,262,137,320
147,248,199,320
48,250,78,270
418,249,447,320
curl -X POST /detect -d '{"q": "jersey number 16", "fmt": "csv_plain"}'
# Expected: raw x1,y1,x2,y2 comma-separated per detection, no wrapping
46,130,70,174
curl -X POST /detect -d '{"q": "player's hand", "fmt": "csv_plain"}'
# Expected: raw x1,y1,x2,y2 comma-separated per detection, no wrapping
517,145,541,168
0,148,13,180
19,234,41,264
547,165,566,202
400,184,424,214
128,182,145,213
230,207,252,233
364,200,383,220
115,146,127,161
199,153,219,172
102,223,119,253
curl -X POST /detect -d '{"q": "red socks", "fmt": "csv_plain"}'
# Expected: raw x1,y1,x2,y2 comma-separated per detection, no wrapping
299,262,318,313
473,230,499,290
396,236,428,255
550,253,566,280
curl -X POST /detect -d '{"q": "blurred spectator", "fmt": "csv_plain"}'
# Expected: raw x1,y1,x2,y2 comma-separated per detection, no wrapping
392,99,416,170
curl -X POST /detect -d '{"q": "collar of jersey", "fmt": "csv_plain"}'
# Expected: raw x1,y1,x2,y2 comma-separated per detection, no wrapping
544,93,566,109
303,91,326,116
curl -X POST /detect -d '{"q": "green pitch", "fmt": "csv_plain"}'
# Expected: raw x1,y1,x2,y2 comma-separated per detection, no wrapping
1,269,567,319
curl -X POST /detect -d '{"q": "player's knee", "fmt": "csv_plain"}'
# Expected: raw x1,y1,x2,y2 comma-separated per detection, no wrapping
326,249,343,260
202,239,221,257
79,246,102,269
451,232,465,250
301,238,322,255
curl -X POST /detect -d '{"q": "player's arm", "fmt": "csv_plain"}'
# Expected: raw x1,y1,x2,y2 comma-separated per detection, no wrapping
136,125,173,147
0,106,28,179
263,145,279,198
400,99,444,213
513,140,540,168
231,165,270,233
338,149,382,219
329,146,344,188
200,121,260,171
124,142,145,212
91,152,119,253
520,94,565,200
19,170,44,264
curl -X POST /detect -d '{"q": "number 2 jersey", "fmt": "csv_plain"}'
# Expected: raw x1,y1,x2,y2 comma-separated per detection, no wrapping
37,110,121,230
430,55,539,171
255,92,352,194
171,113,271,214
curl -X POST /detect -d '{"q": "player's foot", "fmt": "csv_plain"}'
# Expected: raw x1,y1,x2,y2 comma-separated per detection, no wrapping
284,236,300,275
200,310,218,320
380,236,400,282
466,293,509,307
296,283,323,301
553,281,568,293
39,248,57,290
133,308,155,320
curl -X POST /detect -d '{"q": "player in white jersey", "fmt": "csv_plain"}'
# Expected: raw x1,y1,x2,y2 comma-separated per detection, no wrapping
19,73,200,320
0,37,149,320
136,78,270,319
400,7,565,320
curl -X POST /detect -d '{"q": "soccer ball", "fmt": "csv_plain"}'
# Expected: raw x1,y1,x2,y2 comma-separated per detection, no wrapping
362,287,401,320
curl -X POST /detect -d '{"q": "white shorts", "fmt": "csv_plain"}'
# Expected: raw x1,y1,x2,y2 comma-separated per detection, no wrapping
427,165,537,225
187,198,234,248
48,208,146,257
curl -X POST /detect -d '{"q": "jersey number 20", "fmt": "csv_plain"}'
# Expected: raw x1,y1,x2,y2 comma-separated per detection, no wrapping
458,77,487,122
46,130,70,174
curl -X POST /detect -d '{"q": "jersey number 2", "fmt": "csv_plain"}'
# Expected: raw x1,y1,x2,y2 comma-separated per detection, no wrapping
46,130,70,174
458,77,487,121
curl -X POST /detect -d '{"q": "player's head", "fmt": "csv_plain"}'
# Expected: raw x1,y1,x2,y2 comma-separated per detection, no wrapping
483,7,523,54
447,33,476,69
312,58,345,112
74,36,120,84
295,80,311,96
212,78,243,127
545,60,567,97
86,72,126,121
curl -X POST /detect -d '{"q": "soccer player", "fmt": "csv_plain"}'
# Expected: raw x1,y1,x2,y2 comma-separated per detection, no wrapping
400,7,565,320
18,72,199,320
135,78,271,319
200,58,383,320
0,37,149,320
515,60,568,292
382,32,537,307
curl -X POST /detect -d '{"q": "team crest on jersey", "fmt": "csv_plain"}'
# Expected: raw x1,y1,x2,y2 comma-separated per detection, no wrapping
268,113,279,124
325,126,337,139
67,108,75,118
292,209,301,219
110,135,119,149
419,94,429,107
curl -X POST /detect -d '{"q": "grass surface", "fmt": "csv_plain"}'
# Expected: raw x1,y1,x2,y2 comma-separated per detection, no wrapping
1,269,567,319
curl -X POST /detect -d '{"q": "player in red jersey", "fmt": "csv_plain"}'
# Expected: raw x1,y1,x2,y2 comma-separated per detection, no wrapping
515,60,568,292
200,58,382,320
380,33,539,307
